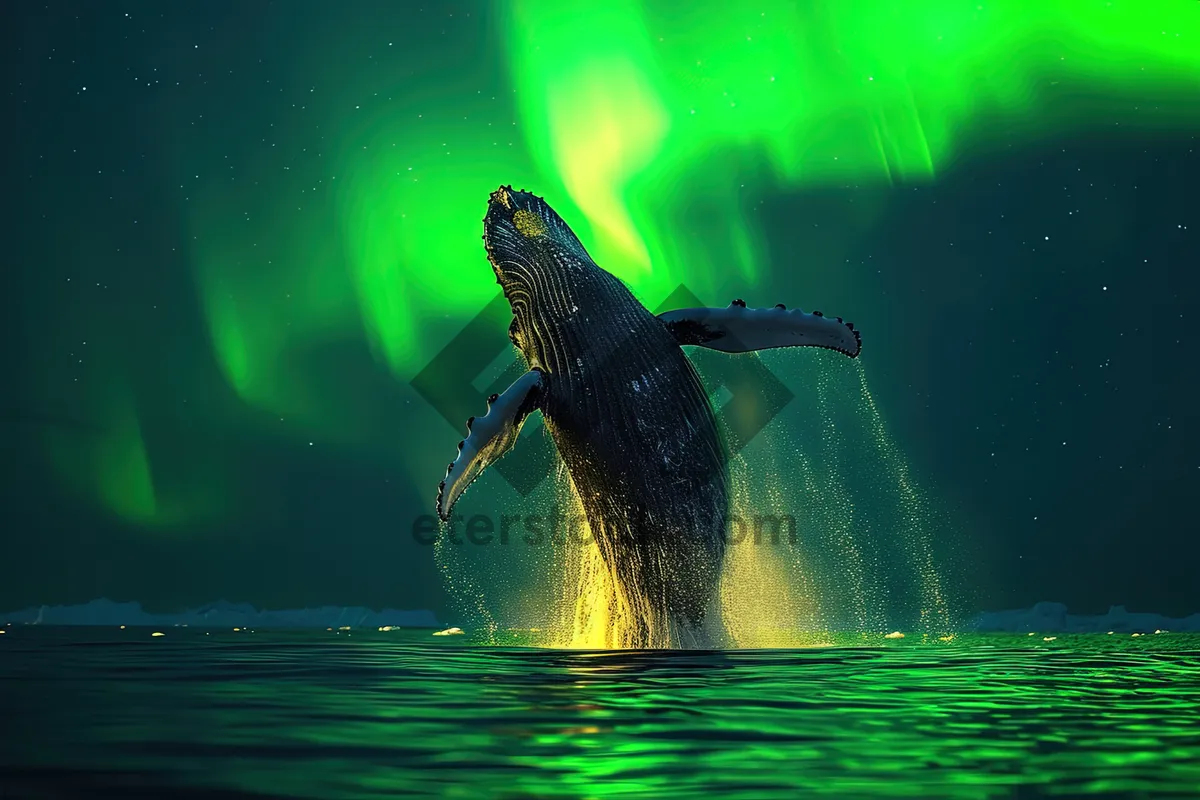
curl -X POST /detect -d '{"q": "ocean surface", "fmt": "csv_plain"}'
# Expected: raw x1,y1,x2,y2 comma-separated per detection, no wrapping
2,627,1198,799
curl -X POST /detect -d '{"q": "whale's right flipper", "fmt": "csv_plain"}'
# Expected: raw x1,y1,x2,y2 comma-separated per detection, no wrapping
657,300,861,358
436,369,544,521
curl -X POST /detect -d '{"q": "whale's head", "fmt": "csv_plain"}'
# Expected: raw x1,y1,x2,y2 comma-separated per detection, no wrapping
482,186,594,298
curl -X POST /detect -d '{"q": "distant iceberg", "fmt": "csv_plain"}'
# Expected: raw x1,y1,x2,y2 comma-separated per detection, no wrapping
969,601,1200,634
0,598,440,629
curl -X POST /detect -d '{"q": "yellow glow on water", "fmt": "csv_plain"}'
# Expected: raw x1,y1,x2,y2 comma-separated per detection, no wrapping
534,462,836,650
559,538,620,650
542,489,652,650
719,450,828,649
535,456,848,649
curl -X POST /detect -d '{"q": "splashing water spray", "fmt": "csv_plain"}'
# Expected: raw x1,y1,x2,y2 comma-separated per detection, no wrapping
436,352,959,648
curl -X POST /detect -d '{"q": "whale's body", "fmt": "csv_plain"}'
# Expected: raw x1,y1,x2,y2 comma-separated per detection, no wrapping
436,186,861,649
511,248,728,648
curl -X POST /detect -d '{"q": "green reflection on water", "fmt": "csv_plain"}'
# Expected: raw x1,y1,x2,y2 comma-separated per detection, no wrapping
3,628,1199,798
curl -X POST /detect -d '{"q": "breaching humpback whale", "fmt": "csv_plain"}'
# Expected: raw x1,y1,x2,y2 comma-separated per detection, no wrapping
436,186,861,649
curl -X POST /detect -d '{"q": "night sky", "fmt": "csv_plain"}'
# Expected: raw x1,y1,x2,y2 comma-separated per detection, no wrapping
3,1,1198,623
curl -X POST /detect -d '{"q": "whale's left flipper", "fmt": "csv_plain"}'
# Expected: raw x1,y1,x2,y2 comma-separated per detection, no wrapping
658,300,861,358
436,369,544,521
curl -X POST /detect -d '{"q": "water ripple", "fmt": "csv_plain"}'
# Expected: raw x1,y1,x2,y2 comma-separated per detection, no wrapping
2,629,1198,798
